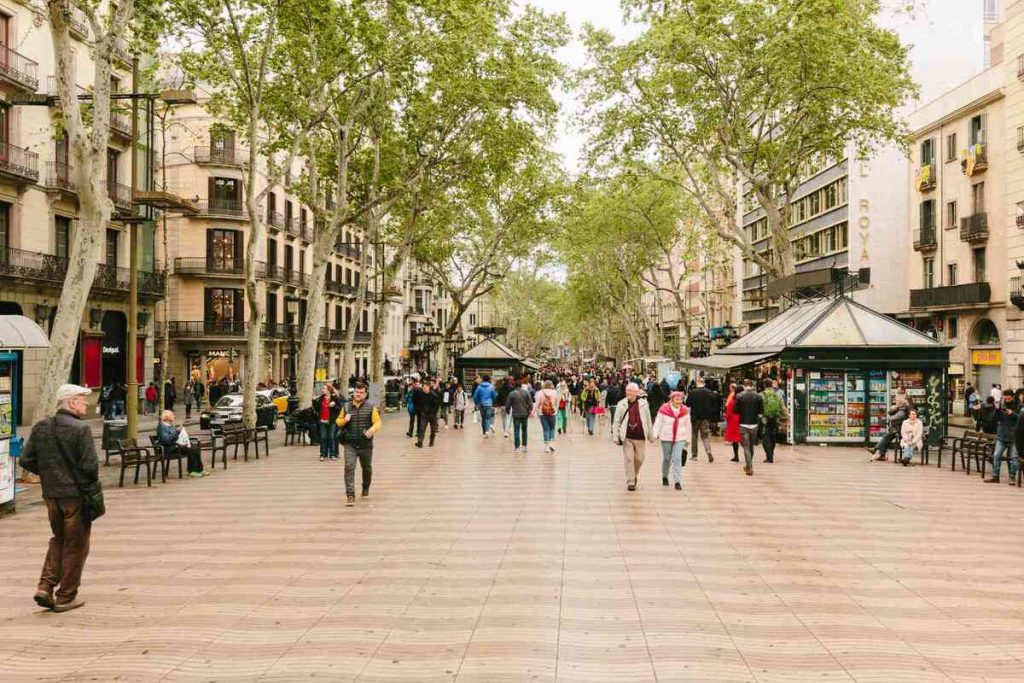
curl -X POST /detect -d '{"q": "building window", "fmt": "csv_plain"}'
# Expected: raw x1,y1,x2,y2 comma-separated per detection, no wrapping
985,0,997,22
105,228,118,267
210,177,241,209
921,199,935,230
923,257,934,289
210,128,234,156
973,248,986,282
267,191,276,222
204,288,243,326
55,216,71,259
946,201,957,229
920,138,934,165
972,182,985,214
106,148,120,193
970,114,985,146
947,263,957,286
947,316,958,340
0,201,9,250
469,313,477,326
946,132,957,162
207,229,240,269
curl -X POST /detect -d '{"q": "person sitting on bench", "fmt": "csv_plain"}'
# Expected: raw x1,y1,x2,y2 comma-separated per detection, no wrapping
869,391,913,462
157,410,205,478
900,409,923,466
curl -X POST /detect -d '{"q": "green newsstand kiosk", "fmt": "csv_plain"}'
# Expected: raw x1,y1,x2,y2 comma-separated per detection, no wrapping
454,336,539,388
685,297,951,447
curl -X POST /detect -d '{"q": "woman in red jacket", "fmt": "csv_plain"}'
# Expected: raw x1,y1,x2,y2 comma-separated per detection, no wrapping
724,383,742,462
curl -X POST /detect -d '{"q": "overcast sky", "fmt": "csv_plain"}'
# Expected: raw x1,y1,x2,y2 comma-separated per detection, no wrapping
537,0,641,176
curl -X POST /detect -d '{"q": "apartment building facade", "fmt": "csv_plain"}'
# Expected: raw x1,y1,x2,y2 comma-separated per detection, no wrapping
0,2,156,424
902,65,1006,398
155,99,376,388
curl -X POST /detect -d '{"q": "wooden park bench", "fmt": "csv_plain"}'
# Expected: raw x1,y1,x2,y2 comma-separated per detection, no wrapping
210,422,270,465
116,438,163,487
952,431,995,475
148,433,202,480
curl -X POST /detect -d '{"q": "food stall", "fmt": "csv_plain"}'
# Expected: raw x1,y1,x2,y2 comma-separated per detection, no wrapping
0,316,51,514
680,297,951,446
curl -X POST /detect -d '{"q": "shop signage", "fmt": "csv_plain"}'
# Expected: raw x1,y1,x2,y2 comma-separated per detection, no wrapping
102,345,121,356
971,349,1001,366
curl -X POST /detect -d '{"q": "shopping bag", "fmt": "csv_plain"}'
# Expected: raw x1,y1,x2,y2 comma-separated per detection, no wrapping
472,410,480,424
176,427,191,447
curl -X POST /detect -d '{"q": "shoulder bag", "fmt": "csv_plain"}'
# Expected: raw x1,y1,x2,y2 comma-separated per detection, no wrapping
50,417,105,522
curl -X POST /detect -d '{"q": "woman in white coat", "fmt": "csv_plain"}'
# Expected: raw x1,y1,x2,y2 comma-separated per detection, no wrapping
652,391,691,490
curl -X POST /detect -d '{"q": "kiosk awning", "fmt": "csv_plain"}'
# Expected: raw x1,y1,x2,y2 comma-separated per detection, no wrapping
0,315,50,349
678,352,777,371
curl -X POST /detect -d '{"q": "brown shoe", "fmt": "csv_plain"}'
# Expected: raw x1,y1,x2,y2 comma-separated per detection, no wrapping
346,495,355,506
985,477,1000,484
361,489,369,498
708,454,714,463
744,466,753,476
52,598,85,613
33,590,53,610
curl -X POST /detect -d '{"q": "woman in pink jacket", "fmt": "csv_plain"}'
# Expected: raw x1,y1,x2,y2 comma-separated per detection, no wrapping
652,391,691,490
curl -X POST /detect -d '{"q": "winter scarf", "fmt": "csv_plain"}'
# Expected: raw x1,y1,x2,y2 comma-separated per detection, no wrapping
658,402,688,442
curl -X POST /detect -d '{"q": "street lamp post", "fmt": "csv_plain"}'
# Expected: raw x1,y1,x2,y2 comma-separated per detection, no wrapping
285,295,299,413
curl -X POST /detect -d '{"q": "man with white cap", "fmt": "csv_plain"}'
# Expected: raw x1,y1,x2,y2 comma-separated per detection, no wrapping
19,384,100,612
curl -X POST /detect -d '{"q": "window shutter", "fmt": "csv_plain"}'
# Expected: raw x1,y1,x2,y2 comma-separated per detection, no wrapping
233,230,243,264
233,289,243,323
204,288,214,321
207,176,215,203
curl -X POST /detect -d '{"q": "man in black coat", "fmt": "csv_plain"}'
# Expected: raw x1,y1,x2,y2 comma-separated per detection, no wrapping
415,380,442,448
685,377,718,462
19,384,99,613
734,379,764,475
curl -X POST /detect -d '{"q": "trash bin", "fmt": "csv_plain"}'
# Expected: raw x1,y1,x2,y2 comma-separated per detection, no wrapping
385,391,400,409
102,419,128,458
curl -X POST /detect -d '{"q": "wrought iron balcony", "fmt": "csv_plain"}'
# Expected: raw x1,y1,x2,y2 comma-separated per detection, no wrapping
0,44,39,91
193,145,249,167
326,280,356,296
195,198,246,218
961,142,988,176
280,269,307,287
913,225,937,251
1017,212,1024,229
915,163,935,192
0,142,39,183
960,213,988,242
164,320,246,338
909,282,991,309
110,113,132,140
108,181,133,215
174,257,245,276
45,162,76,194
0,246,164,298
354,330,372,343
67,5,89,40
112,38,131,67
266,210,285,229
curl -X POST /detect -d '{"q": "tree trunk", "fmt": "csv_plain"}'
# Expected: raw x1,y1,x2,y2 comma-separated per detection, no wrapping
242,145,265,429
369,245,409,383
756,186,795,277
340,236,371,383
296,229,335,403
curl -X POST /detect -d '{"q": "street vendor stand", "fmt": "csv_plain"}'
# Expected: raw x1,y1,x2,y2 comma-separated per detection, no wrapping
681,297,951,446
454,337,539,387
0,315,51,514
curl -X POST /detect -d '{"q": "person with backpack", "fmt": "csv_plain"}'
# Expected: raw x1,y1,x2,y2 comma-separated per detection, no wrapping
652,391,690,490
453,384,467,429
533,380,560,453
556,378,571,434
760,380,787,464
506,376,534,452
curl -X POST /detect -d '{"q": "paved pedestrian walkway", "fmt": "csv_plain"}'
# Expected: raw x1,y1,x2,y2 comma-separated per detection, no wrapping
2,414,1024,682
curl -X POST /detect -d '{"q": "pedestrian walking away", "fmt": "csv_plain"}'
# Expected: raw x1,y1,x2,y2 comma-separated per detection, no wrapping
405,378,421,437
760,380,786,463
724,383,742,463
735,379,764,476
534,380,560,452
472,374,498,437
19,384,101,613
337,382,382,506
416,381,442,448
496,377,512,437
684,377,717,462
613,382,654,491
653,391,690,490
506,376,534,452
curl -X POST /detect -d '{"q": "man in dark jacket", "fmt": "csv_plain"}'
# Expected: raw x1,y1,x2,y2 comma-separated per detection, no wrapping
734,379,763,475
506,377,534,452
415,380,442,448
338,383,381,506
987,389,1019,483
870,391,913,461
685,378,718,462
19,384,98,612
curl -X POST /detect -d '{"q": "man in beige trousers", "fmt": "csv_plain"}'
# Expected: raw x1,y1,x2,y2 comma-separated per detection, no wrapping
613,383,654,491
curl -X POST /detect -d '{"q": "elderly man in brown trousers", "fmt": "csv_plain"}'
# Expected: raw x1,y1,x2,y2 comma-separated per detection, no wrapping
19,384,99,612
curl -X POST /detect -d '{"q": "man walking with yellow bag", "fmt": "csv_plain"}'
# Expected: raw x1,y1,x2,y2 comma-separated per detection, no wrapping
337,382,381,507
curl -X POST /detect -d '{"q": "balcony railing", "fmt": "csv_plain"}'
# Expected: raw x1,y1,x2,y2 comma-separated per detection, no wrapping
281,269,307,287
110,113,132,139
112,39,131,67
0,142,39,183
1018,55,1024,81
913,225,937,251
163,320,246,337
406,305,429,317
354,330,372,343
961,142,988,176
193,145,249,167
67,5,89,40
1011,277,1024,310
960,213,988,242
45,161,76,193
1018,126,1024,153
909,282,991,309
0,44,40,91
107,181,133,212
0,246,164,297
326,281,356,296
266,210,285,229
1017,207,1024,229
174,257,245,276
195,198,246,218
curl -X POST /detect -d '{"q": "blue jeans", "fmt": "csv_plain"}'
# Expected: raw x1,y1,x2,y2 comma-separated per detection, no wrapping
513,416,528,448
992,440,1017,479
480,406,494,435
319,422,335,458
901,445,915,463
539,414,556,444
585,412,595,434
661,440,685,484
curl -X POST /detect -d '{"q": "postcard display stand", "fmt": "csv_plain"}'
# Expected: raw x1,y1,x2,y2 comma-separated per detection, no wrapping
806,369,892,443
